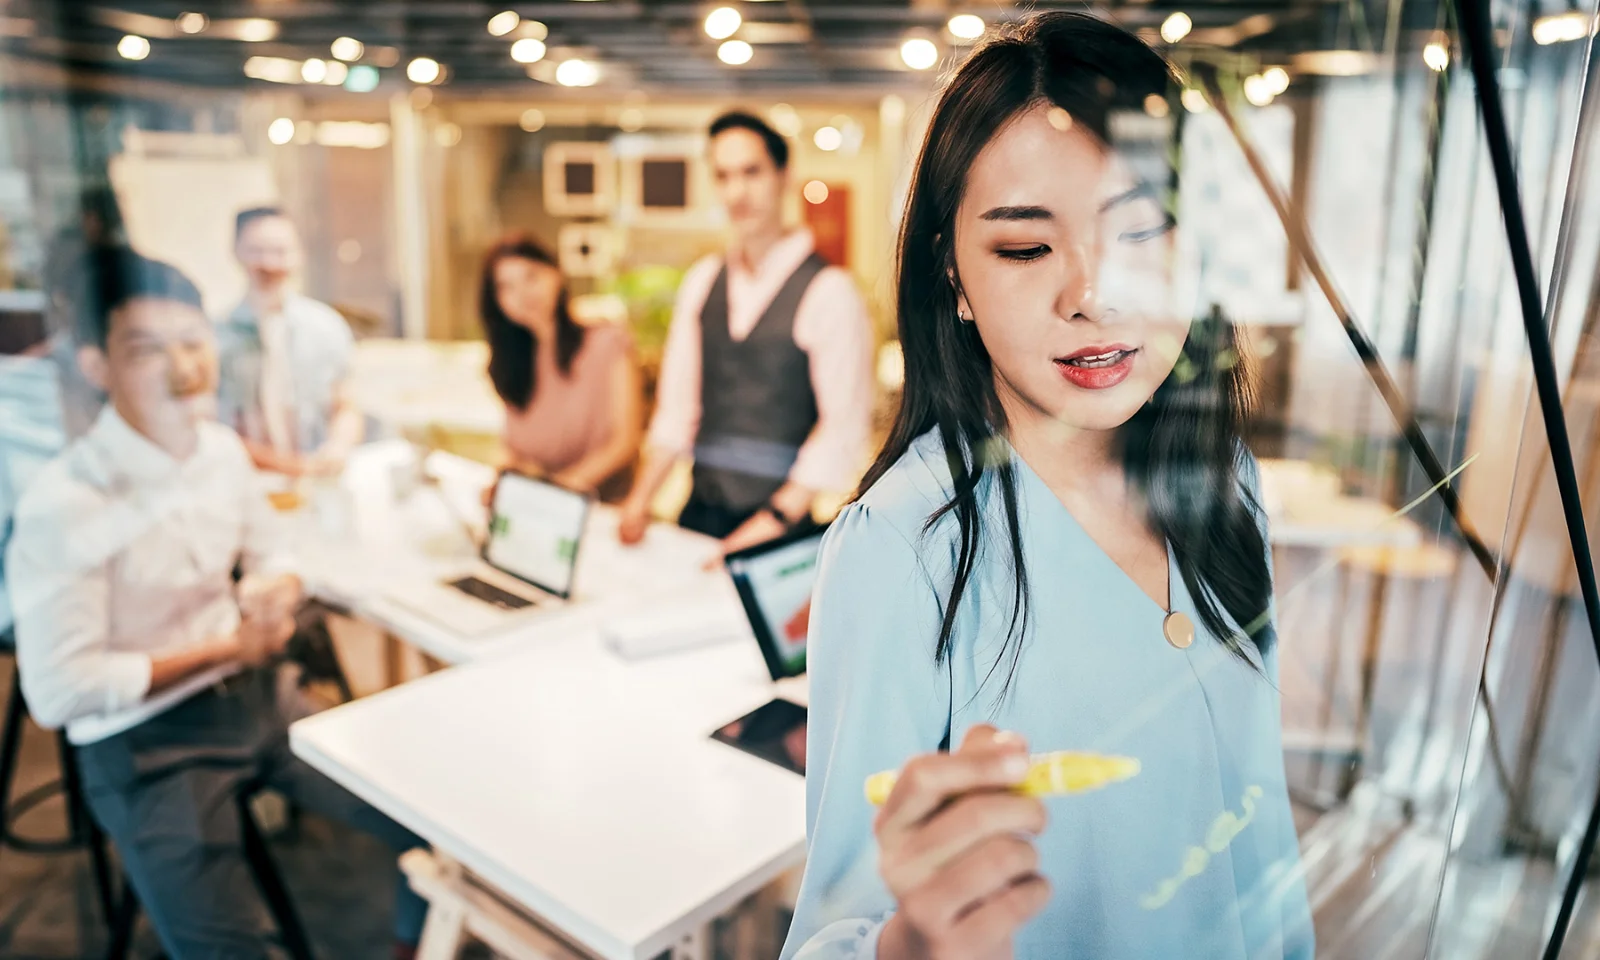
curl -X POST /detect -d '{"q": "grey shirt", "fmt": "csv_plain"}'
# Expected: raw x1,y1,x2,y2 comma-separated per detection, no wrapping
215,294,354,454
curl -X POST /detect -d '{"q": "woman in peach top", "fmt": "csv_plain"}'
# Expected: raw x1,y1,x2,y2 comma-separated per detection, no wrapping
480,235,642,499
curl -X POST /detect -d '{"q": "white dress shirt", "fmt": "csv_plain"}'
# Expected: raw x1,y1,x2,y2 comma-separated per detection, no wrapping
5,406,295,744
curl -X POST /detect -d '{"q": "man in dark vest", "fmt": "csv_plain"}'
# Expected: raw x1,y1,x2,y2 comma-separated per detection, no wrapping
619,111,873,552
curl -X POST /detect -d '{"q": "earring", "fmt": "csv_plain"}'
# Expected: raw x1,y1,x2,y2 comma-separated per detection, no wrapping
957,308,971,323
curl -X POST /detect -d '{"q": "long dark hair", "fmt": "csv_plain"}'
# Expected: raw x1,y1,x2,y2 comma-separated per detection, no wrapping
861,12,1273,694
480,235,585,409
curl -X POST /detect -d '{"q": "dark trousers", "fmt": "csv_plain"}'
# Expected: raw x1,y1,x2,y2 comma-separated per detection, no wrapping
74,667,427,958
677,491,759,540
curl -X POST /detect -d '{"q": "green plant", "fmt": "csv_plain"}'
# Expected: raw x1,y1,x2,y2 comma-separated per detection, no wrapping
604,264,684,366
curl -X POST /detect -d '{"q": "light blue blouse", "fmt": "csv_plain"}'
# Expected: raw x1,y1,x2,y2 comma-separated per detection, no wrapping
782,430,1314,960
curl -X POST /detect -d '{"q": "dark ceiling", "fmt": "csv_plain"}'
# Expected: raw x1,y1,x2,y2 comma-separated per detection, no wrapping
3,1,1443,93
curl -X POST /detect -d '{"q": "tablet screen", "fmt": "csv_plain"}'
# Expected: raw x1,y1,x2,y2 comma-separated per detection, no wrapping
711,698,808,775
726,530,824,679
484,473,589,598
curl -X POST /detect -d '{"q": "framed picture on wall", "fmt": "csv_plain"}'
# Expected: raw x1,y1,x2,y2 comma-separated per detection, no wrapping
544,142,615,217
618,148,707,226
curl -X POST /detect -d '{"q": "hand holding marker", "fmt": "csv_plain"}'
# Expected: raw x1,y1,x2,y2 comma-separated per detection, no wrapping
868,726,1139,960
867,749,1140,806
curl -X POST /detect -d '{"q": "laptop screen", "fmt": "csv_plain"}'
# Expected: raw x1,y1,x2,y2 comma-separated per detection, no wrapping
726,528,827,680
484,472,590,599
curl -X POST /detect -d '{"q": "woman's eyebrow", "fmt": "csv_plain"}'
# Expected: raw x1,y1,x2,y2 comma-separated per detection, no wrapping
978,204,1054,222
1100,181,1159,212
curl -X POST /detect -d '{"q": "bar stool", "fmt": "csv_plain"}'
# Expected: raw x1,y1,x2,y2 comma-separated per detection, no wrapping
1325,541,1461,806
0,632,120,926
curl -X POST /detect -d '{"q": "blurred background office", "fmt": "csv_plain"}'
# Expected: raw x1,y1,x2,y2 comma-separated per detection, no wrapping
6,1,1600,958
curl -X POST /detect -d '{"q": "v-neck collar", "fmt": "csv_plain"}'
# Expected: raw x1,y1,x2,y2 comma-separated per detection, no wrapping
1003,438,1179,619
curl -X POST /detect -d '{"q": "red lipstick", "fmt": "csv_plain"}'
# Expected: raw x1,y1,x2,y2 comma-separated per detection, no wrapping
1055,344,1137,390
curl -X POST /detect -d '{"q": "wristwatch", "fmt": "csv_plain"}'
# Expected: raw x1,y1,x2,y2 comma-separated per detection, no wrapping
759,500,800,529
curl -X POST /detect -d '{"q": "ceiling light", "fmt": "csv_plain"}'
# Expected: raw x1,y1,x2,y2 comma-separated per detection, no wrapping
244,56,302,84
768,103,802,137
1242,74,1274,106
175,12,207,34
901,37,938,70
1180,88,1208,113
330,36,364,62
521,20,549,40
1423,41,1449,71
344,64,380,92
1160,12,1192,44
407,57,441,84
322,60,348,85
803,180,829,204
511,38,546,63
1143,93,1170,118
813,126,842,151
718,40,753,65
236,18,277,42
317,121,391,149
1263,66,1290,95
520,108,546,132
618,108,644,132
117,34,150,61
556,59,599,87
947,14,984,40
705,7,741,40
488,11,520,36
1533,12,1591,45
435,123,462,147
1292,49,1377,76
268,117,296,145
301,58,328,83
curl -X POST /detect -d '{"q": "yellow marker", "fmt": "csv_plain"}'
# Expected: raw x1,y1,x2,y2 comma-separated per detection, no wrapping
865,751,1141,806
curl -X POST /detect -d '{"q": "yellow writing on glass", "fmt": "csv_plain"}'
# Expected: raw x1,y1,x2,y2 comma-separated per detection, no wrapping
864,751,1140,806
1139,785,1264,910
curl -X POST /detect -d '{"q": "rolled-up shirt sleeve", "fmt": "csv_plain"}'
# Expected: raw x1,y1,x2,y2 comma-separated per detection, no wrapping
644,256,720,458
789,269,876,493
7,491,152,731
781,502,949,959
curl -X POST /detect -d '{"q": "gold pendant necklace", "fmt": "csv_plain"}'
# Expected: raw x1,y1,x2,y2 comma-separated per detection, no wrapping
1162,610,1194,650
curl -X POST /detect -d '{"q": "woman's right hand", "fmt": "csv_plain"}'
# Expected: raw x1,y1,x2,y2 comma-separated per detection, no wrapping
617,498,650,545
875,725,1051,960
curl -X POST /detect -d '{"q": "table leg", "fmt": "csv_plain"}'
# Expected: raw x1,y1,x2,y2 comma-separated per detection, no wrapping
416,855,468,960
385,631,405,689
1341,563,1392,800
670,922,711,960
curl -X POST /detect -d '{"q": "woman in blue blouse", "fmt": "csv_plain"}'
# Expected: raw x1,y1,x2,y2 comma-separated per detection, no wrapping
783,13,1314,960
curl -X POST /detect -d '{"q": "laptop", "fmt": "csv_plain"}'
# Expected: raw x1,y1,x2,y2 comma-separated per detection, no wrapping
711,525,828,775
385,470,592,637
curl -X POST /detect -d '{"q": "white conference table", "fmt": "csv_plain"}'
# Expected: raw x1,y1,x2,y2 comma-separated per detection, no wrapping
286,440,743,666
285,440,806,958
290,616,808,960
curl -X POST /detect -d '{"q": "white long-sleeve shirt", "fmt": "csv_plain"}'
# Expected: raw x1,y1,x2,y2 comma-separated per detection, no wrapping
5,406,294,744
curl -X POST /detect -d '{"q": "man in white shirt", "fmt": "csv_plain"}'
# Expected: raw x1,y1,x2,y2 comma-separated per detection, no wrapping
5,248,426,958
216,206,364,476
